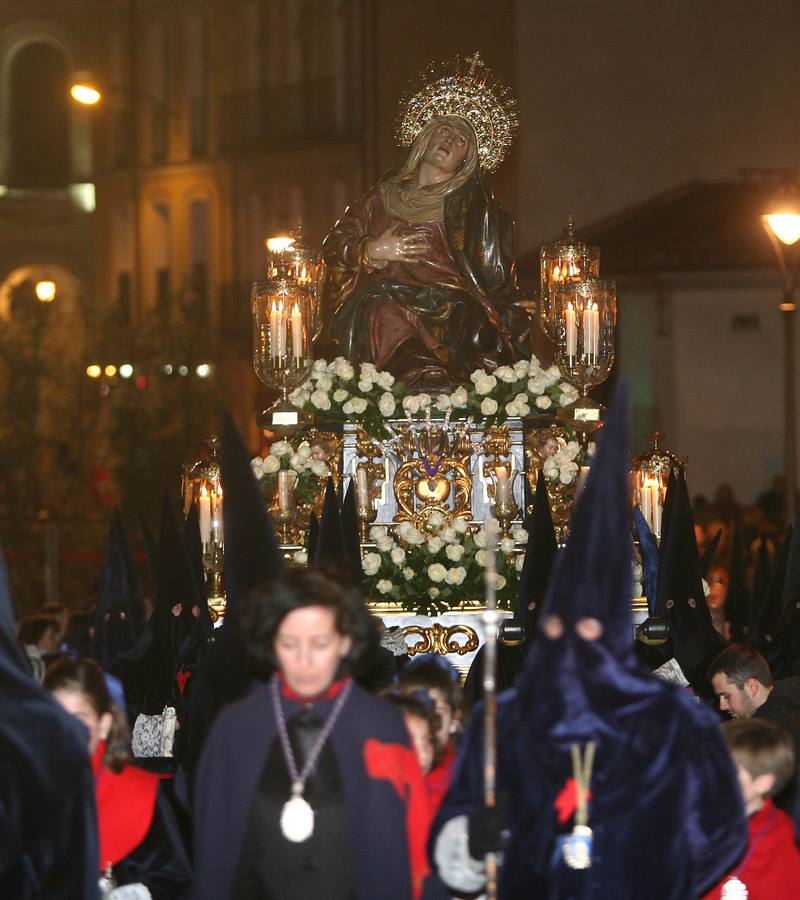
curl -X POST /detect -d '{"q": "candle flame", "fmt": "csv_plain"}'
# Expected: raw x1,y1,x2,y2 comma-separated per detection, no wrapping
200,484,208,497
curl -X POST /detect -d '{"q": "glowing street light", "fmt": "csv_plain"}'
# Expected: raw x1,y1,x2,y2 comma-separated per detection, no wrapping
35,280,56,302
86,364,102,378
763,182,800,526
70,83,102,105
104,364,117,377
119,364,134,378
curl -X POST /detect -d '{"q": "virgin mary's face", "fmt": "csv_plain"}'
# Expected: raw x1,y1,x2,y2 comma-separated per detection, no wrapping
422,122,470,175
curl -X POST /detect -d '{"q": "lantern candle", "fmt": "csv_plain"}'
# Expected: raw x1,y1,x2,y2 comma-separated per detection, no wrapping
277,469,294,512
198,486,212,546
495,465,512,507
269,302,279,359
565,303,577,358
212,487,224,544
276,300,287,358
640,478,661,536
355,466,370,510
291,302,303,361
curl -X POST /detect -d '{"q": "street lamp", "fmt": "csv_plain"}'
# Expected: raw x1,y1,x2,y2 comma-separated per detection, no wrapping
70,82,102,105
35,280,56,303
763,182,800,526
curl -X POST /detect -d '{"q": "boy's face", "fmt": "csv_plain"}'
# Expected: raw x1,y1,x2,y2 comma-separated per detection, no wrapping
736,764,774,815
428,687,455,748
404,713,434,775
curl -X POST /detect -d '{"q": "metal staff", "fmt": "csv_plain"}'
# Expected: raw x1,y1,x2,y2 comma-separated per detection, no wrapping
482,516,500,900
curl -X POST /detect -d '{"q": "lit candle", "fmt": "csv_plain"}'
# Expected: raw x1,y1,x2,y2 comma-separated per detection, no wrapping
578,465,591,493
198,486,211,546
495,465,511,507
582,302,593,362
269,301,279,359
276,300,286,358
565,302,577,358
213,486,224,544
355,466,370,511
591,302,600,358
641,478,660,535
291,302,303,361
277,469,295,512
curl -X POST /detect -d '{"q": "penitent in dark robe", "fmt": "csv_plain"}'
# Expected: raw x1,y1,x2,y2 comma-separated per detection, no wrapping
316,57,530,389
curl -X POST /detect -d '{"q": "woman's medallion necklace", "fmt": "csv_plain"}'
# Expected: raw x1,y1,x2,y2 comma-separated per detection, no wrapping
271,676,353,843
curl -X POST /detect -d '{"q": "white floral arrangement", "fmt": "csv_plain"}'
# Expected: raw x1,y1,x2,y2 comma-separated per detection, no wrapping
251,439,330,506
354,512,527,615
288,356,580,440
541,435,582,486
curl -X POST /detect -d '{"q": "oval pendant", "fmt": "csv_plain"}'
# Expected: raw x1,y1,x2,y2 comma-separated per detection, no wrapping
562,824,593,870
280,794,315,843
721,876,748,900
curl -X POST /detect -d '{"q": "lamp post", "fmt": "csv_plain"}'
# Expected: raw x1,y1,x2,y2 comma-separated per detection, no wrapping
763,183,800,527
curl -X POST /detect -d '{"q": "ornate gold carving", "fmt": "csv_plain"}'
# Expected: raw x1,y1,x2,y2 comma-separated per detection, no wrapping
401,623,480,657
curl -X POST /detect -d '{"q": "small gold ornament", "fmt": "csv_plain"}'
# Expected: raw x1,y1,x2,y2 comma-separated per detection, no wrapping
396,52,518,173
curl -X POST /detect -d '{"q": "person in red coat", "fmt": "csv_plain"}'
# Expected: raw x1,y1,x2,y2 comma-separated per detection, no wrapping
704,718,800,899
45,657,191,900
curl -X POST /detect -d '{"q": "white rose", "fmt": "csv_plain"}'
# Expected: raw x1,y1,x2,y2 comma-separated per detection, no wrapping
516,402,531,418
331,357,354,379
428,563,447,583
376,579,394,595
297,443,312,459
362,552,382,576
378,392,396,417
349,397,368,414
474,374,497,396
450,386,469,408
271,440,292,457
390,547,406,565
290,453,307,471
357,380,374,393
559,462,579,485
505,400,519,417
293,549,308,566
480,397,499,416
360,362,378,381
452,518,469,534
470,368,483,383
376,371,395,390
427,536,444,554
250,457,265,478
435,393,451,412
475,549,490,567
559,384,579,406
310,389,331,410
263,455,281,474
493,573,507,590
535,395,552,410
543,457,559,480
527,374,547,394
370,525,388,541
396,521,411,539
342,400,354,414
512,527,528,544
289,388,305,408
529,353,542,369
403,395,421,415
515,554,526,571
442,526,457,543
405,527,426,545
513,359,530,378
315,374,333,392
309,459,329,477
333,388,349,403
417,393,432,410
376,534,394,552
403,566,415,581
312,358,328,374
445,567,467,586
428,587,440,598
495,365,516,383
500,536,516,555
446,543,465,562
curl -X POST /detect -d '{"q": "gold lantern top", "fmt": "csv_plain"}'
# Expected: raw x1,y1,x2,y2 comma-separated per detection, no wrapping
539,217,600,343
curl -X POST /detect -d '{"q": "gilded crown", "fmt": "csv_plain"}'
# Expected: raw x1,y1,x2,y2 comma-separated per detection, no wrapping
396,52,518,173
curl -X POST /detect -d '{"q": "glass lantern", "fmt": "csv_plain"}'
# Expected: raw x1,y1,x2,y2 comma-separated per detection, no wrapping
539,217,600,343
182,436,226,621
631,432,685,542
554,274,617,431
253,226,319,432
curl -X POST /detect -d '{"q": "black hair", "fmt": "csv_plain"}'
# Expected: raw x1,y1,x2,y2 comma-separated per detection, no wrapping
398,658,463,711
237,568,377,680
708,644,773,689
381,688,441,761
18,614,60,646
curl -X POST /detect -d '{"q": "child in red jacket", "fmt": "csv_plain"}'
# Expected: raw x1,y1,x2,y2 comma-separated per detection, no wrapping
704,718,800,899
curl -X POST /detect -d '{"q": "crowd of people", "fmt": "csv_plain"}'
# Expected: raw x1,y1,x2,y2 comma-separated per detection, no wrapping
4,394,800,899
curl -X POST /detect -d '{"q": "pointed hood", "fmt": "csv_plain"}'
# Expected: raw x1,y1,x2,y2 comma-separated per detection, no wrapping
634,507,659,617
781,509,800,615
514,470,557,640
699,528,723,581
91,509,145,670
341,479,364,588
311,477,351,581
0,537,27,673
518,383,642,732
307,511,319,559
748,536,773,639
219,408,285,619
139,513,159,598
656,472,727,700
725,528,751,644
751,526,792,647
